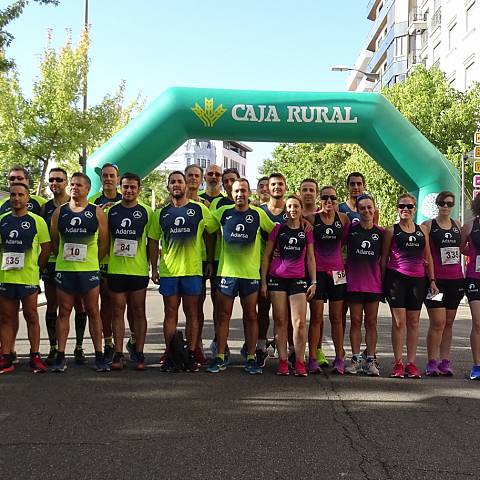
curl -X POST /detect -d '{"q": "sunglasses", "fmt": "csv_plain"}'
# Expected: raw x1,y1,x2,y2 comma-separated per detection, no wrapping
207,172,221,177
397,203,415,210
321,195,337,201
437,201,454,208
9,175,26,182
49,177,65,183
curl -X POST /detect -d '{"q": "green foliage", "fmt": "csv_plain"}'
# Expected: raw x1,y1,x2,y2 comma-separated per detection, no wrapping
139,169,169,209
0,0,59,72
0,29,144,193
260,66,480,225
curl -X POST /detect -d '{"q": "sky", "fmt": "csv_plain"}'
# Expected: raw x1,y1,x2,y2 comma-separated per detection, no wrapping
8,0,372,183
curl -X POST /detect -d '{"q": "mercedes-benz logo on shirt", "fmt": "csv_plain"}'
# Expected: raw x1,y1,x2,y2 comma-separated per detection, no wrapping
371,233,379,241
133,211,142,219
186,209,195,217
70,217,82,226
84,210,94,219
245,215,254,224
453,227,459,233
282,213,288,220
335,221,341,228
298,232,305,238
174,217,185,226
21,221,30,229
416,231,423,236
9,230,19,239
27,202,33,210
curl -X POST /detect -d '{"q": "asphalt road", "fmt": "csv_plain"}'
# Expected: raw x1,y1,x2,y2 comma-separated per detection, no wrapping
1,289,480,480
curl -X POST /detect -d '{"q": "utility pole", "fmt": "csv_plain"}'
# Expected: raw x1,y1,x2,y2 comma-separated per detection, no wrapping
80,0,89,173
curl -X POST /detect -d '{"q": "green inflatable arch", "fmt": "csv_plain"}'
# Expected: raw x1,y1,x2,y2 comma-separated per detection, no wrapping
87,87,460,221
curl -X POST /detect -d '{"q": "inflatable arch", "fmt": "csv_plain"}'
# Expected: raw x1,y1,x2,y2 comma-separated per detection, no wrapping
87,87,460,221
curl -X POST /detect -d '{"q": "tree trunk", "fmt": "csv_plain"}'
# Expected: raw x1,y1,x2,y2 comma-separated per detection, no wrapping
37,157,49,196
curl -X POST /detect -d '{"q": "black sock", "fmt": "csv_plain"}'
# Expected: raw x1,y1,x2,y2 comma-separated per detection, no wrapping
45,312,57,347
75,312,87,347
95,351,103,359
57,351,65,361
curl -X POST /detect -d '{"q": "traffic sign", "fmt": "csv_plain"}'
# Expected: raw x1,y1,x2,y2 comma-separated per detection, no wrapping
475,131,480,145
474,190,480,198
475,146,480,158
474,160,480,173
473,175,480,188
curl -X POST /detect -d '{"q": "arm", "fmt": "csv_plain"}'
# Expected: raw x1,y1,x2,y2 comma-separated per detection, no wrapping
380,226,393,277
38,242,51,270
305,243,317,301
421,224,439,295
461,221,472,256
148,238,160,284
96,206,109,261
260,239,275,298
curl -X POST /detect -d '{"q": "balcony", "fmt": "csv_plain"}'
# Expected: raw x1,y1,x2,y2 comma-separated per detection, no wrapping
407,50,425,71
408,8,427,35
420,29,429,50
431,7,441,31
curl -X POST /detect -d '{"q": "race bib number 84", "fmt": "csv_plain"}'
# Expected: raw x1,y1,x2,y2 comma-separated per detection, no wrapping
113,238,138,258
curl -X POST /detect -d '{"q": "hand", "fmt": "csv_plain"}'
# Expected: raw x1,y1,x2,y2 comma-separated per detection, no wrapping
306,284,316,301
151,270,160,285
101,202,115,210
204,262,213,279
430,281,440,296
301,217,313,233
260,282,268,299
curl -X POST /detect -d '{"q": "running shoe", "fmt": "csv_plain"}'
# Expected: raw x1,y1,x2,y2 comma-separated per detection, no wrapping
134,352,146,371
51,356,67,373
206,356,227,373
45,346,57,366
209,340,218,358
276,359,289,376
332,357,345,375
307,357,321,374
438,359,454,376
469,365,480,380
126,339,136,361
160,356,176,373
29,355,47,374
256,348,268,368
425,359,440,376
405,362,421,379
95,355,111,372
186,351,200,372
0,355,15,374
10,351,18,365
193,346,207,365
240,343,248,359
103,344,115,365
73,346,87,365
245,358,263,375
316,348,329,367
294,360,308,377
345,356,363,375
266,340,276,358
111,353,125,371
224,345,231,365
390,360,404,378
365,358,380,376
159,351,168,367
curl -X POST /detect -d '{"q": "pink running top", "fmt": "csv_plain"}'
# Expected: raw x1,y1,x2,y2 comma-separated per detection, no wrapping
466,218,480,279
313,212,345,271
429,219,463,280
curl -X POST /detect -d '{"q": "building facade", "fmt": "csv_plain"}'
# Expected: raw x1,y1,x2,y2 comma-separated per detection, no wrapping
347,0,479,92
159,139,251,177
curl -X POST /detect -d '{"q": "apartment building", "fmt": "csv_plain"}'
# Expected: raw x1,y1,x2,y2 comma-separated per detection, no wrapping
347,0,479,92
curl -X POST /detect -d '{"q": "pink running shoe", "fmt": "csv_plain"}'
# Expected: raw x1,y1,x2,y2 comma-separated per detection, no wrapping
294,360,308,377
276,359,289,376
332,357,345,375
390,360,404,378
307,357,321,374
438,359,454,376
425,359,440,376
405,362,421,379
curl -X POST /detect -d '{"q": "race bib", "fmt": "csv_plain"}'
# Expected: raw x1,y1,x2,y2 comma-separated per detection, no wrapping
1,252,25,271
63,243,87,262
332,270,347,285
440,247,460,265
113,238,138,258
476,255,480,273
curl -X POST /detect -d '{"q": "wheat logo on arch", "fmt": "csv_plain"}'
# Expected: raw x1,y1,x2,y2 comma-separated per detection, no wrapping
191,98,227,127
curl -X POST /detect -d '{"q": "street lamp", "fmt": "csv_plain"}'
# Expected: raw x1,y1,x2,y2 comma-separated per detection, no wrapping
331,65,380,82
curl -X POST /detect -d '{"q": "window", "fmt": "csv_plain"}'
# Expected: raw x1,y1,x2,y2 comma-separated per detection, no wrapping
448,23,456,50
433,42,441,65
466,2,475,32
465,62,474,89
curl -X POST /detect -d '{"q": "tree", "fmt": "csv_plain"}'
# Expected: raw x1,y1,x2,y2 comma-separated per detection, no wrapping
139,170,169,209
0,29,144,193
0,0,59,72
261,66,480,225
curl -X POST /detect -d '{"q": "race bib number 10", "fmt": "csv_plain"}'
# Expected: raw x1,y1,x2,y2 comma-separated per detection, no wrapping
63,243,87,262
332,270,347,285
113,238,138,258
1,252,25,270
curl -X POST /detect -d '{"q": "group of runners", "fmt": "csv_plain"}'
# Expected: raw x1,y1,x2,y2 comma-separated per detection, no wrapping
1,162,480,381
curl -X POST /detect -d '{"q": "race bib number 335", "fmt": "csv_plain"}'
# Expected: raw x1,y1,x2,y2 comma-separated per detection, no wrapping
440,247,460,265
